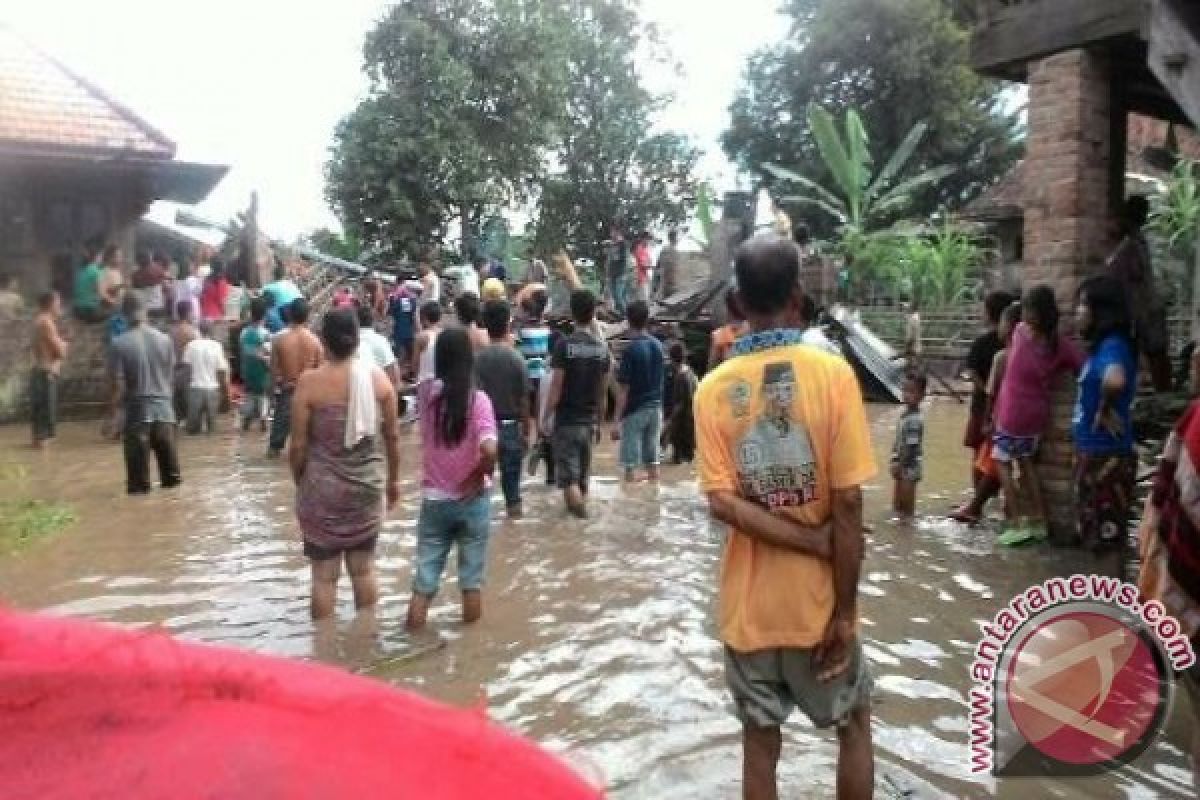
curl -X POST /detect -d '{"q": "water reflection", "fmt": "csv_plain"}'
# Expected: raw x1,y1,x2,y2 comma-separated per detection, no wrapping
0,399,1193,798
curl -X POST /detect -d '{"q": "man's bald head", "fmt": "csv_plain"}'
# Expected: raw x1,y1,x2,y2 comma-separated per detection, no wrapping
734,234,800,316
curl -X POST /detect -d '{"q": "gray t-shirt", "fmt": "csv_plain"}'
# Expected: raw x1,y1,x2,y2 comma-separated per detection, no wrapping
111,325,176,404
475,343,530,421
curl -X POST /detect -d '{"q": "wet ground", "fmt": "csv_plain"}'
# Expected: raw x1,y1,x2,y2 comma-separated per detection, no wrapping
0,400,1194,798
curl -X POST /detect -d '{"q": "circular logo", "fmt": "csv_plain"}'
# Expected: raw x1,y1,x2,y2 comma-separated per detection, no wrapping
1004,608,1171,768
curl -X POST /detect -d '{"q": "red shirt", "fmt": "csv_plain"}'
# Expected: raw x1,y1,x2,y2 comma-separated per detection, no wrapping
633,243,651,286
199,278,230,321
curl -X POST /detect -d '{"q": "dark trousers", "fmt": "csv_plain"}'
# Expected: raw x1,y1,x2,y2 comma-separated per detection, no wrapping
269,387,294,453
30,368,58,442
498,420,526,509
124,420,182,494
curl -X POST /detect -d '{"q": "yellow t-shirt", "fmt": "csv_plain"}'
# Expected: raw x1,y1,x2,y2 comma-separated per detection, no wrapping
695,342,876,652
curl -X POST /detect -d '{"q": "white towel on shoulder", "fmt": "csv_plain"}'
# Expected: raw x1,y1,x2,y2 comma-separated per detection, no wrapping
344,352,378,449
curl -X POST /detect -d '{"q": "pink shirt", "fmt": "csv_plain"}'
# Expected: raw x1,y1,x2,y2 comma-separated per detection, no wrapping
994,323,1084,437
418,381,497,500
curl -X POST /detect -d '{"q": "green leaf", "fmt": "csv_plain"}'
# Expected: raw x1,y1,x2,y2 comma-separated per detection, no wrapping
866,121,929,202
807,104,863,223
763,163,847,213
780,194,850,225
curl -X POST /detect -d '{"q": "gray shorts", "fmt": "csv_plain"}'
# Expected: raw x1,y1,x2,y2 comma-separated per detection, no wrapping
725,639,872,729
553,424,593,491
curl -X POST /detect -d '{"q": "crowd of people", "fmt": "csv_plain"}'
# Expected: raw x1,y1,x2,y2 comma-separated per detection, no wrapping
18,202,1200,798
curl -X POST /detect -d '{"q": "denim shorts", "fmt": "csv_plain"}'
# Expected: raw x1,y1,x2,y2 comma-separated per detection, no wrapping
619,405,662,468
413,492,492,597
992,431,1039,463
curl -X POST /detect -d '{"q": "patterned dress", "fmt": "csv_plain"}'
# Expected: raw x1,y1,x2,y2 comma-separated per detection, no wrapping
295,405,384,552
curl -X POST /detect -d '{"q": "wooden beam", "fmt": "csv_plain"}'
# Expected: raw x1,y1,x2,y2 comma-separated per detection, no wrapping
971,0,1145,78
1146,0,1200,129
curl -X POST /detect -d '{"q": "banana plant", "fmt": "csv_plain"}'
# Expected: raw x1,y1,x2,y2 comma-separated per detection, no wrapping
763,104,955,236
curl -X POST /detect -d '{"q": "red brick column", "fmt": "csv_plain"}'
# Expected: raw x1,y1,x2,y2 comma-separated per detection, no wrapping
1023,49,1118,539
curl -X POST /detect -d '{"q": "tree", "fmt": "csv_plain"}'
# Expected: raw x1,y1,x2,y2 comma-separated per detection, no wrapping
326,0,572,257
532,0,700,261
298,228,362,262
723,0,1020,230
764,104,955,235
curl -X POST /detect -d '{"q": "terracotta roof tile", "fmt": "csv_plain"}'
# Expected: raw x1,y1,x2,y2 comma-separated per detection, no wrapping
0,27,174,158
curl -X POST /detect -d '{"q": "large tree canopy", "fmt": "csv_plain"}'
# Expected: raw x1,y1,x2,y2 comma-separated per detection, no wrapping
327,0,697,262
723,0,1020,230
532,1,700,261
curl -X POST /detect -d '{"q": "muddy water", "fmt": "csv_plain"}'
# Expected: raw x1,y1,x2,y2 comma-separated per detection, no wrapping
0,400,1194,799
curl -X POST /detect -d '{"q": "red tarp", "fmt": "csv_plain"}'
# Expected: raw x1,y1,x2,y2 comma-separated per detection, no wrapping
0,609,602,799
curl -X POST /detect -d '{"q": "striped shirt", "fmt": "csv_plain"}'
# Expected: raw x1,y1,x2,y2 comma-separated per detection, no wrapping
516,324,553,381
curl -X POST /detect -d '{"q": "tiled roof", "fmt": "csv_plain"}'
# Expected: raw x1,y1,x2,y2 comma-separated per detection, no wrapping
0,26,175,158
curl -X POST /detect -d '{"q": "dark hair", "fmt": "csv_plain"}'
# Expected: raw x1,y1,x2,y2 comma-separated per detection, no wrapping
320,309,359,360
455,292,481,325
799,293,818,325
905,370,928,393
627,299,649,329
794,223,811,247
420,300,442,325
249,296,268,323
198,319,215,338
1078,274,1132,345
0,271,13,287
37,290,57,310
273,263,286,281
527,287,548,318
668,229,679,244
152,251,170,267
723,289,743,320
175,300,193,320
121,291,144,318
1000,302,1022,338
570,288,596,325
135,250,151,269
984,290,1016,325
472,256,488,270
1022,285,1060,351
356,303,374,327
433,326,474,446
289,297,310,324
482,299,511,339
1123,195,1150,233
84,236,104,258
209,259,226,281
102,244,121,266
734,236,798,316
669,341,685,363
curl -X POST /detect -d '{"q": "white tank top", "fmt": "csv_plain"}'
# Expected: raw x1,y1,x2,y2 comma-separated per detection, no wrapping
418,329,439,383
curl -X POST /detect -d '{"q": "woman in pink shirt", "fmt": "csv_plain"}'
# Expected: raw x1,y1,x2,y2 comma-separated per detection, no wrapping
992,285,1084,544
406,326,499,631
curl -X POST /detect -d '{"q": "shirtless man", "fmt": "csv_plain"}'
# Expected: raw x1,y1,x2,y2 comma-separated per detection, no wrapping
31,291,68,448
268,297,322,457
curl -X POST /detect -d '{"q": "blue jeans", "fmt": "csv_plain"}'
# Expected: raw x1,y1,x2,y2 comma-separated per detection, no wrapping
268,387,293,453
498,420,525,509
413,492,492,597
619,405,662,468
608,270,628,317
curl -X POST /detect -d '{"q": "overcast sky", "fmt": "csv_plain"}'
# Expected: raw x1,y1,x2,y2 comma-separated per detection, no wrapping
5,0,788,239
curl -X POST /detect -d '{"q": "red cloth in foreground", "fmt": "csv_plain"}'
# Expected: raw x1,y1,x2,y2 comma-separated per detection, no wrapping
0,609,601,799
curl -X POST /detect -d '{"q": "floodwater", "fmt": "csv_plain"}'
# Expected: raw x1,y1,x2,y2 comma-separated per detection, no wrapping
0,400,1195,799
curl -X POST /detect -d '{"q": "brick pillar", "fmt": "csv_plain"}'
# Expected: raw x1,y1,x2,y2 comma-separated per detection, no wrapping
1023,49,1118,539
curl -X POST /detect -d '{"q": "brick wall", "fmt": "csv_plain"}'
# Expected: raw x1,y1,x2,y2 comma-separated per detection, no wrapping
0,314,119,423
1023,48,1116,540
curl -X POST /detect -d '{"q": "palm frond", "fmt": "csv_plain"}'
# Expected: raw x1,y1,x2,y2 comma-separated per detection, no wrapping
763,163,846,212
866,121,929,201
807,104,862,219
779,194,849,225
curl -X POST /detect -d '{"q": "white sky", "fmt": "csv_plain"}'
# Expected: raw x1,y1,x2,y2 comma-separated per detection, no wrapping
4,0,788,239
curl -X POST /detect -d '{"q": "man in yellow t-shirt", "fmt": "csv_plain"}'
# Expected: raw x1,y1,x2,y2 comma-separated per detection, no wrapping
696,235,876,800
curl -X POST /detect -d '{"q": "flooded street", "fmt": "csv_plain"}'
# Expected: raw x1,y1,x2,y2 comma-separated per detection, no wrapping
0,400,1195,799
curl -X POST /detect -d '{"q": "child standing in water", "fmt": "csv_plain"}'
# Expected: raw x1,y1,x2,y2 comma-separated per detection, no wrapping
890,371,927,516
992,286,1084,544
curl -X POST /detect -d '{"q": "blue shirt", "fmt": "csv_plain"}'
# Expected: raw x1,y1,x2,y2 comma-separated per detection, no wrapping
617,333,665,417
516,324,553,381
1073,334,1137,455
264,306,285,334
389,291,417,343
